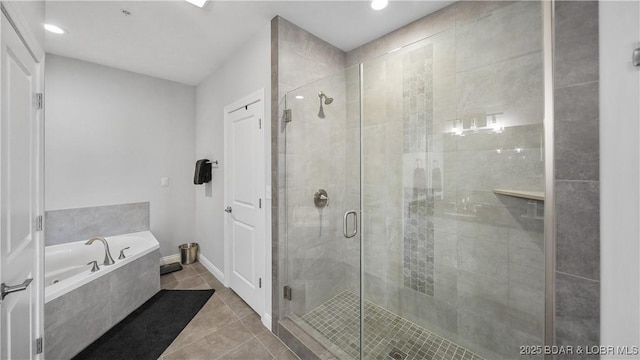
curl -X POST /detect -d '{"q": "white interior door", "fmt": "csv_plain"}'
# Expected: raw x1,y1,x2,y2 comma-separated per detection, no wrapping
224,91,264,316
0,11,43,360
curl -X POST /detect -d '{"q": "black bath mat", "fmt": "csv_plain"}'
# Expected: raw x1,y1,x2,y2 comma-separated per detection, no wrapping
72,289,214,360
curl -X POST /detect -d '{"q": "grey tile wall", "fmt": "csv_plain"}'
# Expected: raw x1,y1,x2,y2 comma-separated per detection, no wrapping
271,16,348,331
553,0,600,355
271,16,280,332
401,45,435,296
45,202,150,246
354,2,545,359
273,0,601,359
44,250,160,359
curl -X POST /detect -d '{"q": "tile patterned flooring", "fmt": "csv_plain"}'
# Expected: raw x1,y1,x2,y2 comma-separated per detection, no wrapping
159,262,299,360
300,291,484,360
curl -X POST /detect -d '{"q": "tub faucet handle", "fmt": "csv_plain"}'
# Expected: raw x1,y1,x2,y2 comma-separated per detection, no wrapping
118,247,130,260
87,261,100,272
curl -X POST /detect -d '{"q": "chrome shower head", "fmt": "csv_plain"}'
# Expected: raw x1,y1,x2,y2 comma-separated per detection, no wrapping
318,91,333,105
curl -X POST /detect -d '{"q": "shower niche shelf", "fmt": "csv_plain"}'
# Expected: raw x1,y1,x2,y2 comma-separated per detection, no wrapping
493,189,545,201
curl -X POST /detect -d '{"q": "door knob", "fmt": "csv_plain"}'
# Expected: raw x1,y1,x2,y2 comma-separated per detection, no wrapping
224,206,232,213
1,278,33,300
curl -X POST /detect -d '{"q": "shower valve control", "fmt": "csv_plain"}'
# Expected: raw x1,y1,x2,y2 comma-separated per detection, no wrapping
314,189,329,208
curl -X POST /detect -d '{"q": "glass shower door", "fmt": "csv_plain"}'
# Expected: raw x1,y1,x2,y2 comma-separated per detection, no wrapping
283,66,362,359
360,2,546,359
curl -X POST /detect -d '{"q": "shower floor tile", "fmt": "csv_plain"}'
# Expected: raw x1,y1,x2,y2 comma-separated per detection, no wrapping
299,291,485,360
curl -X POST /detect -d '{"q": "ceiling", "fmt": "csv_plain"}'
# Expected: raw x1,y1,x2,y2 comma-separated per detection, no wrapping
45,1,452,85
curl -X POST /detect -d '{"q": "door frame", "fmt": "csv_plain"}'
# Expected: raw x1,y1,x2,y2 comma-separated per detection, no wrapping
0,2,44,358
223,88,266,317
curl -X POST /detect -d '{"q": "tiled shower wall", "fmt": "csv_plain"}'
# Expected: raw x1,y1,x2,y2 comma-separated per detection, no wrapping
401,46,436,296
272,0,601,358
553,1,600,357
271,16,347,326
350,2,545,359
283,67,359,316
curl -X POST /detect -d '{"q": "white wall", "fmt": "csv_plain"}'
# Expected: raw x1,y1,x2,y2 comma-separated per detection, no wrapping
44,54,196,257
600,1,640,355
195,22,271,322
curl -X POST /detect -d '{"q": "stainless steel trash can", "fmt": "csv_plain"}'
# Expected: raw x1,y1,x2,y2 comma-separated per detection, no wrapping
179,243,199,265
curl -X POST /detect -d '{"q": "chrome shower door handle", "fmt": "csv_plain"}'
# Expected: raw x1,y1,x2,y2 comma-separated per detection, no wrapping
343,210,358,238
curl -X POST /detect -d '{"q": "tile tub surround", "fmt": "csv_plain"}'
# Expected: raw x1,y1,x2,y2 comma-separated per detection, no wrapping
45,202,150,246
44,249,160,360
160,262,299,360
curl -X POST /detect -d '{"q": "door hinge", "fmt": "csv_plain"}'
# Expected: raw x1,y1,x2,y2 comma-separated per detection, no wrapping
283,285,292,301
259,198,262,209
259,118,262,129
34,93,43,110
35,215,43,232
283,109,292,123
259,278,262,288
36,337,43,354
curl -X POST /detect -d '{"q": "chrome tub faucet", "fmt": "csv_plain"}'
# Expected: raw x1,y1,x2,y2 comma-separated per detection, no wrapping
85,237,116,266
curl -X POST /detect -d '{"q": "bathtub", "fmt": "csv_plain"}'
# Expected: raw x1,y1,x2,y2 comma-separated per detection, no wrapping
45,231,160,303
44,231,159,303
44,231,161,359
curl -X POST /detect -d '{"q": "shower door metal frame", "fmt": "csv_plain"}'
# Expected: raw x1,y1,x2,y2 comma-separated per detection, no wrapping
358,62,365,360
542,0,556,356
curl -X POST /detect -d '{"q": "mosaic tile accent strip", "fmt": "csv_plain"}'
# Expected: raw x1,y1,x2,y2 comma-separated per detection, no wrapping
402,45,435,296
300,291,485,360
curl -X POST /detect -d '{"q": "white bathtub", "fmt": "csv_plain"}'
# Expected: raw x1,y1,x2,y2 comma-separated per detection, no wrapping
44,231,159,303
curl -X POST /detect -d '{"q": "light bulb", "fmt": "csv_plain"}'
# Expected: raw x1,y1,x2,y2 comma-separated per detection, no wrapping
371,0,388,10
44,24,65,34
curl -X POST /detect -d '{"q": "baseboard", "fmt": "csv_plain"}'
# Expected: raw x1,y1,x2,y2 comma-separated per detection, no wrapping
160,254,180,265
262,312,272,331
198,253,225,285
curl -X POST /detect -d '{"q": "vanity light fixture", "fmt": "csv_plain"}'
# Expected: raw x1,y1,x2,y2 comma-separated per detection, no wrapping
44,24,65,34
450,112,504,136
371,0,388,10
185,0,207,8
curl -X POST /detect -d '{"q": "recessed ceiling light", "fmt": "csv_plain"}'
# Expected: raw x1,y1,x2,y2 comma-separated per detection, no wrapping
185,0,207,8
371,0,388,10
295,95,304,100
44,24,65,35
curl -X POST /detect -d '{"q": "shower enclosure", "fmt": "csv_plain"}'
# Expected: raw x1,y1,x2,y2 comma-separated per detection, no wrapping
281,2,548,359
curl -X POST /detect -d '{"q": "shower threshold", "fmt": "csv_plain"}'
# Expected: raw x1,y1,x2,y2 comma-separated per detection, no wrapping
289,291,485,360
